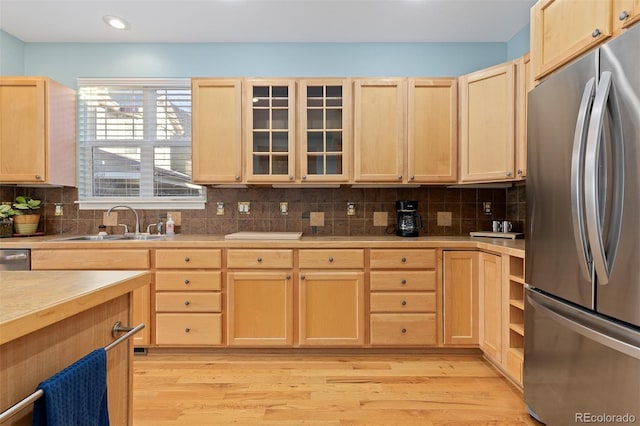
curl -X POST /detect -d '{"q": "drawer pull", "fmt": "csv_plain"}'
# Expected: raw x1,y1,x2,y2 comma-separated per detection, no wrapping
184,256,191,263
185,327,191,333
257,257,263,263
286,274,292,280
401,257,407,263
401,279,407,285
592,28,601,38
401,300,407,306
619,10,629,21
401,328,407,334
300,275,305,280
328,256,334,263
184,279,190,285
184,300,190,306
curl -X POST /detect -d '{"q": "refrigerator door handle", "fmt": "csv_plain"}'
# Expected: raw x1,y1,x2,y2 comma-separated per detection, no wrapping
527,292,640,360
584,71,624,286
570,78,595,282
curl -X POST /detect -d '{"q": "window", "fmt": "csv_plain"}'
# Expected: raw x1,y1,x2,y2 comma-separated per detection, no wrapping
77,78,205,209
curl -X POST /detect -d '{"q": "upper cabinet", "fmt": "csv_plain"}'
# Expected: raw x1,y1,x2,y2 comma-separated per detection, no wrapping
459,62,516,182
516,54,532,179
191,78,243,184
0,77,76,186
353,78,406,183
298,79,351,183
531,0,612,80
407,79,458,183
613,0,640,32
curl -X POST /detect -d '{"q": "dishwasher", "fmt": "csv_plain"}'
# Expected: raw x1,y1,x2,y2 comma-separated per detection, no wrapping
0,249,31,270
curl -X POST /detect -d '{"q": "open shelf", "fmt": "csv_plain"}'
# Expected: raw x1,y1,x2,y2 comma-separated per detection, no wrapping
510,298,525,310
509,323,524,336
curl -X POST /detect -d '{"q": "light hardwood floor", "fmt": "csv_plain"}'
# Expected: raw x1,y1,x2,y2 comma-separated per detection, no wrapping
133,353,539,426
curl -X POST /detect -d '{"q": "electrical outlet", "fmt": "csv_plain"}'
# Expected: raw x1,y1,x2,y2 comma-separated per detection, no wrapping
483,201,492,215
279,202,288,215
54,203,64,216
238,201,251,215
216,202,225,216
347,202,356,216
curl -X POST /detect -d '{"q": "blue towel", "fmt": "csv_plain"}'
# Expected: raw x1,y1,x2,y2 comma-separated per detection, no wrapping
32,348,110,426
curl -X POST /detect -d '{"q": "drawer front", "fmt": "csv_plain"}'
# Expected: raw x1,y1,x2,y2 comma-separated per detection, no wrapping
370,271,436,291
156,271,221,291
370,249,436,269
298,249,364,269
370,292,436,313
156,292,222,312
31,249,149,270
370,313,436,346
227,249,293,269
155,313,222,345
155,249,221,269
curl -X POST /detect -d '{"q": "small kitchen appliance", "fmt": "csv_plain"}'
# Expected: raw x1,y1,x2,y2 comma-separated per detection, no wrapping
396,200,422,237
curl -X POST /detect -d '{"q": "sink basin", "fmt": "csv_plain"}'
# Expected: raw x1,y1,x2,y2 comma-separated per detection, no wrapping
50,233,166,242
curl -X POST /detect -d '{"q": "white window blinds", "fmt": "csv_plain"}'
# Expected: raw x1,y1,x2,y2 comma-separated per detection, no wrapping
77,78,204,208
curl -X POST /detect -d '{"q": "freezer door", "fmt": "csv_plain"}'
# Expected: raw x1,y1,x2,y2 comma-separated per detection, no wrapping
596,25,640,328
526,52,597,309
524,288,640,425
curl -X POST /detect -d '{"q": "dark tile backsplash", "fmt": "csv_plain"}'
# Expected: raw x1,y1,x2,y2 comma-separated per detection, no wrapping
1,184,527,237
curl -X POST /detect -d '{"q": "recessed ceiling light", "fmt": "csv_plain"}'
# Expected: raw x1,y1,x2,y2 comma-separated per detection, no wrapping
103,15,130,31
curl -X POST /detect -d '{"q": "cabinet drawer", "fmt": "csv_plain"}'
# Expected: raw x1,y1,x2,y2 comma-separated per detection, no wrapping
155,249,221,269
156,292,221,312
370,313,436,346
227,249,293,268
370,249,436,269
298,249,364,269
370,271,436,291
370,292,436,313
156,271,221,291
155,313,222,345
31,249,149,270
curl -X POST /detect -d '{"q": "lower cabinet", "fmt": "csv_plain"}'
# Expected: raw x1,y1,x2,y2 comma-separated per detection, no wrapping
442,250,479,346
479,252,503,362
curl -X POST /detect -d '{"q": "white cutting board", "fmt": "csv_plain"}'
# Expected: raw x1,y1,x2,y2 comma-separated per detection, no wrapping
224,232,303,240
470,231,524,240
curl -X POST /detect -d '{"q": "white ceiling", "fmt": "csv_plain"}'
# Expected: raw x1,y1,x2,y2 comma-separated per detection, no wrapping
0,0,535,43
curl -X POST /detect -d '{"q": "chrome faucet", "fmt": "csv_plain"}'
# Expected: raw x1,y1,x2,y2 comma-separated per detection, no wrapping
106,205,140,235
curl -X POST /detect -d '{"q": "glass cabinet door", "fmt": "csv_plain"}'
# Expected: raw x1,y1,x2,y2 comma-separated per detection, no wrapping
245,80,295,182
299,79,350,182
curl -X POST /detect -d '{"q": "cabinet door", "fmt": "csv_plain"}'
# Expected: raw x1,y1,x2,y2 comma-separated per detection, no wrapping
516,54,532,179
407,78,457,183
299,79,350,182
227,271,293,346
478,252,502,362
531,0,612,80
244,79,296,182
459,62,516,182
613,0,640,32
191,78,243,183
442,251,479,346
353,78,405,182
132,284,151,346
0,78,46,182
298,271,365,346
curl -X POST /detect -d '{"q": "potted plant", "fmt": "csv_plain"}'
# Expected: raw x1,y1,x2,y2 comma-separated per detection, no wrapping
0,204,15,238
12,196,42,235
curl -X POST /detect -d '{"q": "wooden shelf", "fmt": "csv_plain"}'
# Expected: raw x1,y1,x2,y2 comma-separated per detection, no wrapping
508,347,524,360
509,323,524,336
509,275,525,284
509,299,524,310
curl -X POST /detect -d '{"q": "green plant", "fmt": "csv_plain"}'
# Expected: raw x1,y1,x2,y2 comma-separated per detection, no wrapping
12,196,41,215
0,204,15,219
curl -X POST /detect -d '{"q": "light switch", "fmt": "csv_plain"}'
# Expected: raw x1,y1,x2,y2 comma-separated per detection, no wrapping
216,202,225,216
279,202,288,215
347,202,356,216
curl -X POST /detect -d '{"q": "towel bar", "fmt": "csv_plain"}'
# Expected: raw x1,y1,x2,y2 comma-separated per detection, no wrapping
0,322,145,423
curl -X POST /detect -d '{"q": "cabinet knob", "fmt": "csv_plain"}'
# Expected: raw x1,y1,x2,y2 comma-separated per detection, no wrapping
517,169,523,175
184,328,191,333
401,279,407,285
410,175,415,180
288,175,294,180
302,175,307,180
35,175,42,180
300,275,305,280
506,171,513,177
328,256,334,263
401,300,407,306
592,28,601,38
257,257,262,262
184,279,190,285
619,10,630,21
184,300,190,306
184,256,190,262
401,257,407,263
397,175,403,180
286,274,292,280
234,175,240,181
401,328,407,334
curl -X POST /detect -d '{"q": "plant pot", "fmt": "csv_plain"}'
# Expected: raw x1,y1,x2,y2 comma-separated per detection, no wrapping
0,219,12,238
13,214,40,235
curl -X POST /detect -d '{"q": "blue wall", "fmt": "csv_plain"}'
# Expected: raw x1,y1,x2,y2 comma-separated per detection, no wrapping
3,28,530,89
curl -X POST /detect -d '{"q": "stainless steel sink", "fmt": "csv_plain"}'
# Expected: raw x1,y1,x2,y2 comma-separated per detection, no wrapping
50,233,166,242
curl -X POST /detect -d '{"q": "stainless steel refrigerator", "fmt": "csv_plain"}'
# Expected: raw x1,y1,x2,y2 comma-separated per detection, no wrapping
525,25,640,425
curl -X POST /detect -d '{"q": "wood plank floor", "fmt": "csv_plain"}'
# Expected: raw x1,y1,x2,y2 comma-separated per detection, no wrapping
133,353,539,426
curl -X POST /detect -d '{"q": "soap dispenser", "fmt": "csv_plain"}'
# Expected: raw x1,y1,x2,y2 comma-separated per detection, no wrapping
166,213,175,236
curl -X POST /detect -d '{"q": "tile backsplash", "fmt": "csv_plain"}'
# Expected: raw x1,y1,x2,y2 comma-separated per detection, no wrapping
1,184,526,237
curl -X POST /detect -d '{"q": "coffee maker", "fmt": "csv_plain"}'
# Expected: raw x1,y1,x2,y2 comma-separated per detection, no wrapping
396,200,422,237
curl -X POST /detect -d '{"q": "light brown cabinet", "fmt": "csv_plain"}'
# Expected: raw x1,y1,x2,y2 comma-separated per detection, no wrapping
369,249,438,346
613,0,640,32
478,252,503,363
459,62,516,182
531,0,612,80
516,54,532,179
154,249,222,346
407,78,458,183
191,78,243,183
0,77,76,185
442,250,479,346
505,255,525,386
